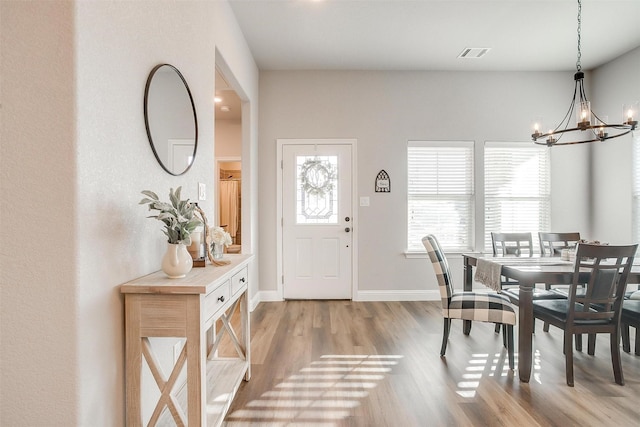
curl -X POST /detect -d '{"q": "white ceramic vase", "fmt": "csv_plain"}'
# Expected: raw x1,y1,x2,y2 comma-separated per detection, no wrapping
161,243,193,278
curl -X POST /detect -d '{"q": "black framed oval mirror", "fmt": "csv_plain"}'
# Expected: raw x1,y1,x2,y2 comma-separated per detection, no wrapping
144,64,198,176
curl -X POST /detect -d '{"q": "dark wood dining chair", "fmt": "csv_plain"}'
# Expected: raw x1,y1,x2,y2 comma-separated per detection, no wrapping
491,232,564,333
621,300,640,355
423,234,517,369
536,232,582,334
491,232,534,257
538,232,581,257
532,242,637,386
490,232,534,294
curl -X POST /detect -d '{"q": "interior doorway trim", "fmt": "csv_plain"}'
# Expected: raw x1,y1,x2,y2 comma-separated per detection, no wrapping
276,138,358,300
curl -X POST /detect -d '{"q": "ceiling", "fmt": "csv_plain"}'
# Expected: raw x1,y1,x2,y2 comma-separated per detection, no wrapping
228,0,640,72
215,68,242,120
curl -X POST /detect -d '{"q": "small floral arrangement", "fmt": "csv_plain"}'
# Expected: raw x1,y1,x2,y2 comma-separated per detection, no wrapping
139,186,201,245
209,226,232,247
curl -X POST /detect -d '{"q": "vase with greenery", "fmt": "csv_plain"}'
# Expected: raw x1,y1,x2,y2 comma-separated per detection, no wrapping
140,186,201,278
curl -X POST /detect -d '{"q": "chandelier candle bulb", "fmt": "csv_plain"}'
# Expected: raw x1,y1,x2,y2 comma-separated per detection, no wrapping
624,102,639,126
577,101,591,128
532,118,543,139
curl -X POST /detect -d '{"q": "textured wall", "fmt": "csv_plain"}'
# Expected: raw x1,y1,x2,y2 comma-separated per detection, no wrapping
1,1,78,424
1,1,258,425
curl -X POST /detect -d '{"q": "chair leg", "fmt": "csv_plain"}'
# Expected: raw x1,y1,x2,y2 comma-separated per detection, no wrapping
506,324,514,370
502,326,507,348
564,332,574,387
542,321,549,332
495,323,501,334
587,334,596,356
440,318,451,356
611,330,624,386
575,334,583,352
622,324,631,353
636,327,640,356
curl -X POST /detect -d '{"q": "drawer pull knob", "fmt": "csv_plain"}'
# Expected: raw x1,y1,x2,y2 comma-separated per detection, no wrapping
218,295,225,302
240,277,246,283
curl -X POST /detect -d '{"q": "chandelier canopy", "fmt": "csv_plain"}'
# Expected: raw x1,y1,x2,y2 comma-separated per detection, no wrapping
532,0,637,147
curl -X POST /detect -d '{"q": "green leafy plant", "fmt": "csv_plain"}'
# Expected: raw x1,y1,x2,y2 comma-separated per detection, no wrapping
139,186,201,245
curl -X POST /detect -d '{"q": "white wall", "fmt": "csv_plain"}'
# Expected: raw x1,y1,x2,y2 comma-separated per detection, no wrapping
1,1,258,425
590,47,640,244
215,119,243,158
259,71,591,296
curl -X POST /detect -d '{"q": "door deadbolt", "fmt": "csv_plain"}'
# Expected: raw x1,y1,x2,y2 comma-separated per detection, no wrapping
345,227,351,232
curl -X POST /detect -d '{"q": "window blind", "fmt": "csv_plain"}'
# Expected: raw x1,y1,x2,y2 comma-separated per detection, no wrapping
484,142,550,251
407,141,474,251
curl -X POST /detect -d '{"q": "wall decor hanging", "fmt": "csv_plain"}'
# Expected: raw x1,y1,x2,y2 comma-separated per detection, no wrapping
375,170,390,192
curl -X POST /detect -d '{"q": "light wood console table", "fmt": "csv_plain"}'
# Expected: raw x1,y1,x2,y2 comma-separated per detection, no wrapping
121,254,253,426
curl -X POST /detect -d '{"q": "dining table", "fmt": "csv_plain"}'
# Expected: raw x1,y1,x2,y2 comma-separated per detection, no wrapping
462,253,640,383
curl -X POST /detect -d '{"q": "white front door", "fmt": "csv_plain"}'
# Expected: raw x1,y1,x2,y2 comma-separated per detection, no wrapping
281,142,353,299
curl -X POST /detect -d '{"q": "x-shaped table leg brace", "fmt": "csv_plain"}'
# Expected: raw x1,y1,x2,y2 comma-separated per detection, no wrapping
208,298,245,360
141,337,188,426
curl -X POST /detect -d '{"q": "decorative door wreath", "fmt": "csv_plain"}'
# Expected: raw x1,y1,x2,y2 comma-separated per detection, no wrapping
299,158,336,197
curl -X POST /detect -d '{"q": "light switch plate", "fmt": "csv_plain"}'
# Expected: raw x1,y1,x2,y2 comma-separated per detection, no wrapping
360,196,370,207
198,183,206,201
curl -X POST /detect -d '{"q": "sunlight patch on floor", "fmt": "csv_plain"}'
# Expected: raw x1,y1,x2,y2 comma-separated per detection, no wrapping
456,351,518,397
225,354,403,425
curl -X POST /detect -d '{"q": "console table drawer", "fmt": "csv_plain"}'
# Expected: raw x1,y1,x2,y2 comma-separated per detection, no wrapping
231,267,248,296
205,280,230,319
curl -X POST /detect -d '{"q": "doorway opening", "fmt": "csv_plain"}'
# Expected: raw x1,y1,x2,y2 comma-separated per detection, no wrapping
215,67,242,253
217,159,242,253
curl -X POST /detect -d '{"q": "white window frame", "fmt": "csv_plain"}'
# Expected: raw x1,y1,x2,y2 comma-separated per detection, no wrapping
407,140,475,253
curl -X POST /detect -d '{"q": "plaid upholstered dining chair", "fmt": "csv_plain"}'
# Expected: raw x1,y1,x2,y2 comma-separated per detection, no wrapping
422,234,517,369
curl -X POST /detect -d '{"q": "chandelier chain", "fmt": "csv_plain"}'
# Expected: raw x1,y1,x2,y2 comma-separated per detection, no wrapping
531,0,637,146
576,0,582,71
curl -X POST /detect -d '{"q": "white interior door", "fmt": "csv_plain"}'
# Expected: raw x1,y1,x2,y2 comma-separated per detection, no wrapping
168,139,195,172
282,143,353,299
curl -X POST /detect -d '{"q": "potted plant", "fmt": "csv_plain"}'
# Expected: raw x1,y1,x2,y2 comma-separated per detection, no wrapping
140,186,201,278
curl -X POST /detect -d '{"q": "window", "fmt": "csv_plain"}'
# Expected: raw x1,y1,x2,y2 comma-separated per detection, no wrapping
484,142,550,251
407,141,475,251
633,134,640,242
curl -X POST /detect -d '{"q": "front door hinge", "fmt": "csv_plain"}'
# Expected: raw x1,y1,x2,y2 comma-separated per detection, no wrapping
282,275,284,284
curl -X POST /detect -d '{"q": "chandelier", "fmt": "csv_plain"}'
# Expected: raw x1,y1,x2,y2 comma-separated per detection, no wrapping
531,0,637,147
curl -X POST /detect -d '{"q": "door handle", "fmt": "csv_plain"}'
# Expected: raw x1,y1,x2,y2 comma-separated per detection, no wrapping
345,227,351,232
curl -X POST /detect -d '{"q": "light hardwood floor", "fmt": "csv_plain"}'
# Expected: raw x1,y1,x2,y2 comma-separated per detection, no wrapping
224,300,640,426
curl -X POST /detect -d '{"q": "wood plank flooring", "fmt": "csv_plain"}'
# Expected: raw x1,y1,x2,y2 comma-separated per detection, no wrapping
224,301,640,426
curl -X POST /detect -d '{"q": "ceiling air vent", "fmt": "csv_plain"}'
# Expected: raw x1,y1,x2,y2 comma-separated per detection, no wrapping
458,47,491,59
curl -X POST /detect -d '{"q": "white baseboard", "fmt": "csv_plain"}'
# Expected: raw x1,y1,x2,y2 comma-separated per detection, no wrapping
249,289,440,309
250,290,282,311
354,290,440,301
